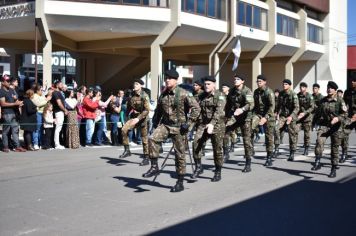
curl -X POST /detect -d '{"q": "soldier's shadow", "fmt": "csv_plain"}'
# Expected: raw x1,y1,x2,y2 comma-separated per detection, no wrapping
113,176,172,192
100,156,141,166
268,166,329,179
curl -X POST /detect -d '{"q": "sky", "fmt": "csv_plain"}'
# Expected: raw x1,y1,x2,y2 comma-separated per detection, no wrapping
348,0,356,45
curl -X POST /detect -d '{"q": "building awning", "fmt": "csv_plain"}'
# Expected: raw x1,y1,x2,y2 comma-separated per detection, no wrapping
348,46,356,70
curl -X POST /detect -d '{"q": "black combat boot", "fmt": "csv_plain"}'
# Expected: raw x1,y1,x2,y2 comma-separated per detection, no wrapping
264,152,273,167
273,146,280,158
223,147,230,163
142,159,159,178
171,175,184,192
139,154,150,166
230,142,235,153
311,156,322,171
159,144,163,154
340,149,346,163
287,151,295,161
202,147,206,156
119,145,131,158
191,159,204,179
303,146,309,156
211,166,222,182
328,165,337,178
242,157,251,173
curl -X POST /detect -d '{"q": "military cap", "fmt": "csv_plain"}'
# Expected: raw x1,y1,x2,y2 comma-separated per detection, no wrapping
133,79,144,85
257,74,267,81
327,81,338,90
204,76,216,83
283,79,292,85
312,83,320,88
221,83,230,88
274,89,280,93
193,78,204,87
165,69,179,79
337,89,343,93
300,82,308,88
233,73,245,81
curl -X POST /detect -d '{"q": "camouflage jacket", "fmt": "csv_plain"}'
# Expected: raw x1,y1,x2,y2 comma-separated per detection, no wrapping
277,88,299,119
343,88,356,118
193,89,204,102
253,86,275,120
312,93,324,114
152,86,201,133
318,94,347,126
297,92,314,122
127,90,150,122
225,85,254,121
198,90,226,133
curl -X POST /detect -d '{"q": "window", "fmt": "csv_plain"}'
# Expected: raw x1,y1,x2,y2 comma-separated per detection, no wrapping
123,0,141,4
308,23,323,44
197,0,206,15
207,0,216,17
237,1,267,31
182,0,225,19
277,13,298,38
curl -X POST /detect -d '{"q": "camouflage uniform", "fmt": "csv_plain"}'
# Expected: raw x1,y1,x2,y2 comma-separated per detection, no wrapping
312,92,324,128
192,90,226,180
313,94,347,175
148,86,200,175
224,85,254,172
341,88,356,162
275,88,299,160
120,90,150,160
251,86,275,165
296,92,314,154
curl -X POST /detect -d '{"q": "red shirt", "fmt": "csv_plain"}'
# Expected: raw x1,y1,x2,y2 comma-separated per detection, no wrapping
82,96,99,119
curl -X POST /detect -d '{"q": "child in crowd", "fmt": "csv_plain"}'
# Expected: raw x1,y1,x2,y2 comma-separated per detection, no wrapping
42,103,55,150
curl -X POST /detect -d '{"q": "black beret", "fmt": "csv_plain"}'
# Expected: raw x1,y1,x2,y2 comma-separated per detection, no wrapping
274,89,280,93
193,78,204,87
233,73,245,81
257,74,267,81
337,89,343,93
312,83,320,88
327,81,338,90
283,79,292,85
165,69,179,79
221,83,230,88
300,82,308,87
133,79,144,85
204,76,216,83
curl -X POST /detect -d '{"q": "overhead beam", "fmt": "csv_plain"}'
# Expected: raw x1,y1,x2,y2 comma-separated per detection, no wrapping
78,35,156,51
51,31,77,50
0,39,34,50
164,44,215,55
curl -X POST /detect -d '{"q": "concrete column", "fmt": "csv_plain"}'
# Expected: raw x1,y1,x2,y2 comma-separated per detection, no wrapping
150,0,181,100
285,8,307,87
10,53,22,77
252,0,276,91
36,0,52,88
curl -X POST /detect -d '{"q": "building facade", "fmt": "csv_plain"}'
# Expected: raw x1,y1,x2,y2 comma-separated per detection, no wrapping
0,0,347,97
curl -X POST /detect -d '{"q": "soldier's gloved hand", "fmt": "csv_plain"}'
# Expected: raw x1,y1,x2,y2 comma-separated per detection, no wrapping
234,108,244,116
180,123,190,135
206,124,214,134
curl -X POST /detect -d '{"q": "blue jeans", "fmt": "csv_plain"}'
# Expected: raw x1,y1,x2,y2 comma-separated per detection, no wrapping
95,117,105,144
86,119,95,144
110,115,120,135
32,112,43,146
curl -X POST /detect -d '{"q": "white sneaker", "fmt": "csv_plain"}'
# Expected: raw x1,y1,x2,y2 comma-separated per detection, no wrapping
129,142,137,146
55,145,65,150
33,145,40,150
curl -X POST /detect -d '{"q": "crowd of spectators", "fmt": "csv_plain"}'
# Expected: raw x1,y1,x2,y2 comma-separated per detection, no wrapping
0,74,154,153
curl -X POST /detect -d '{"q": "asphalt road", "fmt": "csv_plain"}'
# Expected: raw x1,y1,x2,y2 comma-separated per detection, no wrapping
1,132,356,236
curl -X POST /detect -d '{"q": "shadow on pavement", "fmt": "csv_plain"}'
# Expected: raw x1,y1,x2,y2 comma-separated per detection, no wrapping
113,176,172,193
149,173,356,236
100,156,140,166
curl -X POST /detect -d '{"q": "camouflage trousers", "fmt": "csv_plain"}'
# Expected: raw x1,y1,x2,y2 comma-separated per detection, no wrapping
296,121,312,147
149,124,187,175
341,118,355,153
315,124,342,165
251,115,274,153
122,119,148,155
193,124,225,168
224,119,253,159
275,116,298,151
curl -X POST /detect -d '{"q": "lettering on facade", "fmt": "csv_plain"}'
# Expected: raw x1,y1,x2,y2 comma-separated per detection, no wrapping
0,2,35,19
31,55,77,67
